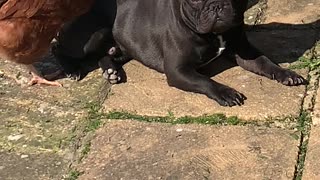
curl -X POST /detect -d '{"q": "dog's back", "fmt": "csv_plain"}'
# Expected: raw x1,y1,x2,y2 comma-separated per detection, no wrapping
113,0,193,72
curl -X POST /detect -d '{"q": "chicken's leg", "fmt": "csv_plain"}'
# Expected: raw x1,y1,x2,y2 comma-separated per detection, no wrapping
27,65,63,87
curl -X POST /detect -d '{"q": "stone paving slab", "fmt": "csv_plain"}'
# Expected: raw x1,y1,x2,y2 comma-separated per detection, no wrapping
0,59,106,153
77,120,299,180
244,0,267,25
303,126,320,180
0,50,109,179
0,152,66,180
265,0,320,24
103,60,307,120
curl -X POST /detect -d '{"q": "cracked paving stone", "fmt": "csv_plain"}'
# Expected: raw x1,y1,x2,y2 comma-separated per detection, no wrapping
77,120,300,180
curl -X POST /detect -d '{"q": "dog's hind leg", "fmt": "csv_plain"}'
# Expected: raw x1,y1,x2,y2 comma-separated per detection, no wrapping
84,28,112,54
232,35,306,86
235,45,307,86
235,54,306,86
52,44,84,81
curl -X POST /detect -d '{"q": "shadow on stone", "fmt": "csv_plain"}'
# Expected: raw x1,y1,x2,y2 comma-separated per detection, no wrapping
34,42,101,81
201,19,320,77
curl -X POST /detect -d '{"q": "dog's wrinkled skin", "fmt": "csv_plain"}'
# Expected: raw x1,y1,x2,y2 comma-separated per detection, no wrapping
111,0,306,106
181,0,246,34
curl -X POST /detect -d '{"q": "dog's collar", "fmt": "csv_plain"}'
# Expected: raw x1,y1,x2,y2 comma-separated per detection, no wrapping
200,35,226,67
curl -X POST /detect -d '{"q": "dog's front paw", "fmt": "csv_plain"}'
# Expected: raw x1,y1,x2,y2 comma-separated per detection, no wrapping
209,86,247,107
99,56,124,84
103,68,121,84
274,70,307,86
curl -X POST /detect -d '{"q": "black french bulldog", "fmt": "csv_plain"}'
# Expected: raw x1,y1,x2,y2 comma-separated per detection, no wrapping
110,0,306,106
56,0,307,107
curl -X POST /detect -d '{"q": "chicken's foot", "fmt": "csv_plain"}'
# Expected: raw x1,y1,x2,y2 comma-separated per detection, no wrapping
27,65,63,87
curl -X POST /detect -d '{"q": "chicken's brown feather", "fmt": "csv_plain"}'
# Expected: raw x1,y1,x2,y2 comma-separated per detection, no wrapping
0,0,94,64
0,0,46,19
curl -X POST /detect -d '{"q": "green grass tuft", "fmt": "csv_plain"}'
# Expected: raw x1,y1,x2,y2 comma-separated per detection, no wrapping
106,111,245,126
173,114,241,125
289,42,320,71
294,111,312,180
79,142,91,162
65,170,83,180
84,102,104,132
106,111,169,123
289,56,320,71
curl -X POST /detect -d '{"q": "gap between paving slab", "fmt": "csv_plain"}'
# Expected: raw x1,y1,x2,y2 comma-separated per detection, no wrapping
303,44,320,180
77,120,299,180
303,126,320,180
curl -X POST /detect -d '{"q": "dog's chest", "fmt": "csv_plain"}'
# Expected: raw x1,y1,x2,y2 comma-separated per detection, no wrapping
199,35,226,67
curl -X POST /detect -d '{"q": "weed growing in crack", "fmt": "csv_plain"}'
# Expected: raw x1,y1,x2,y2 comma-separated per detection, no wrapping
106,111,303,128
289,42,320,71
289,56,320,70
66,102,105,178
84,102,104,132
65,170,83,180
173,114,241,125
106,111,249,126
79,142,91,162
294,111,312,180
106,111,168,123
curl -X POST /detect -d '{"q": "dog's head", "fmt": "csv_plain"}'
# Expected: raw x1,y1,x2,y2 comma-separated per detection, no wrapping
181,0,248,34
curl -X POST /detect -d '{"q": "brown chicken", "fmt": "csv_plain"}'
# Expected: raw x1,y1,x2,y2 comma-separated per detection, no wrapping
0,0,94,86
